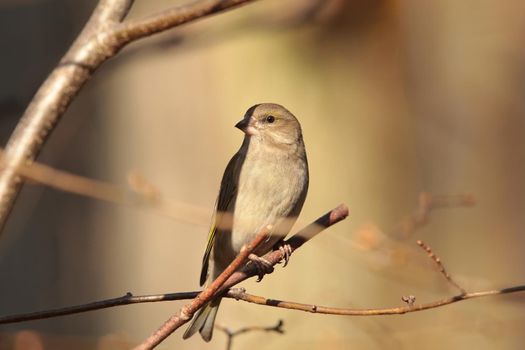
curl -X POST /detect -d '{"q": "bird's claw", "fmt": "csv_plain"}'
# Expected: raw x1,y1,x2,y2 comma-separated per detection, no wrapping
248,254,274,282
278,244,293,267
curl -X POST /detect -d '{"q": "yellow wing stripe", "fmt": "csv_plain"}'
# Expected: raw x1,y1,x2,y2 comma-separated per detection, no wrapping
199,222,216,286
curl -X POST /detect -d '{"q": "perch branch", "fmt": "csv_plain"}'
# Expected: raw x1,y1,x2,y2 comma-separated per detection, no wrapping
0,204,349,325
217,204,350,294
1,203,522,341
133,225,271,350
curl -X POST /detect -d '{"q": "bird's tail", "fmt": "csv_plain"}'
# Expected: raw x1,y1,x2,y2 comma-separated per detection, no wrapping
182,298,221,341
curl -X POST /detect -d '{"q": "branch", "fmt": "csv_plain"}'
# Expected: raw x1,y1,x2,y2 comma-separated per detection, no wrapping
0,291,198,325
2,283,524,324
215,319,284,350
134,225,271,350
217,204,350,293
227,285,525,315
1,202,523,340
0,148,211,226
416,239,467,294
112,0,256,47
0,0,258,235
392,192,475,239
0,204,348,325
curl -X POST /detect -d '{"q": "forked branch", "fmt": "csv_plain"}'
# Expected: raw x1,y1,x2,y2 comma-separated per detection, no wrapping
0,0,258,234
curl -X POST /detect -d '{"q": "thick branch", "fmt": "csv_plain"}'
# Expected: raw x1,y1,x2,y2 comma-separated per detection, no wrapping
92,0,133,24
0,0,258,234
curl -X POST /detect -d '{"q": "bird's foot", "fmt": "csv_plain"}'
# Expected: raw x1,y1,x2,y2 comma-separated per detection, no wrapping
277,243,293,267
248,254,274,282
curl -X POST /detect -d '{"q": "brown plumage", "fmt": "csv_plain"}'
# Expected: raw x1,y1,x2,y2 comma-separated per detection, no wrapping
183,103,309,341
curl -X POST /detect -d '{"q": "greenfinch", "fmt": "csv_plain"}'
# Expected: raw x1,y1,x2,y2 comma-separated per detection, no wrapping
183,103,309,341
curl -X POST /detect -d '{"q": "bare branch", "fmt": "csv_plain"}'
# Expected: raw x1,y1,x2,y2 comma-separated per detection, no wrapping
135,203,348,348
416,240,467,294
93,0,133,24
112,0,255,46
1,200,522,341
392,192,475,239
215,319,284,350
0,0,258,235
0,291,198,325
0,204,348,326
227,285,525,315
216,204,350,294
2,283,524,325
133,225,271,350
0,149,211,226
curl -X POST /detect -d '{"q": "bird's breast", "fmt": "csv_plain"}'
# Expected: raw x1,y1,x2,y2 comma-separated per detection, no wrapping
230,149,308,254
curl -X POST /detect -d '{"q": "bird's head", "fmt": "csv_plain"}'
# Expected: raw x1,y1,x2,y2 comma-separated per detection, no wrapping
235,103,303,145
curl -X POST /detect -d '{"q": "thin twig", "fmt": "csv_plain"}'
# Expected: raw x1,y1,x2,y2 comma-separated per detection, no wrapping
0,149,123,204
0,149,210,226
215,320,284,350
2,284,524,325
227,285,525,315
133,225,271,350
351,193,475,261
0,291,198,325
416,240,467,294
111,0,256,48
392,192,475,239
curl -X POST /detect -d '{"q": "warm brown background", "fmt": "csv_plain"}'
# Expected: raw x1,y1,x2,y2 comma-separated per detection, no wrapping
1,0,524,349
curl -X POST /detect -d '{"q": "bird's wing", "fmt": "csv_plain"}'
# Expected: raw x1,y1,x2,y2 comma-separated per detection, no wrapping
199,151,243,286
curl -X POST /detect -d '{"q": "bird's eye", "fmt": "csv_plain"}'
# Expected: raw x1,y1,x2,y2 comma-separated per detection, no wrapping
266,115,275,123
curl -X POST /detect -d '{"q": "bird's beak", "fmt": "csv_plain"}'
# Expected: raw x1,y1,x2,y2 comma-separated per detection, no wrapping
235,118,257,136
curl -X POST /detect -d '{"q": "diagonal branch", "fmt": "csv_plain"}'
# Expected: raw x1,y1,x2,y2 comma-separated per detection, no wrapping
133,225,272,350
416,239,467,294
112,0,256,46
0,204,348,325
218,204,349,293
0,0,258,235
0,202,523,336
93,0,133,24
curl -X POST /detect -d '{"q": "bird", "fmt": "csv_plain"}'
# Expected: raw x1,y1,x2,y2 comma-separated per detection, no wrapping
183,103,309,341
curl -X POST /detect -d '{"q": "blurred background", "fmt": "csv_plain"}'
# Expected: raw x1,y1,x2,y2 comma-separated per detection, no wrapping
1,0,525,349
